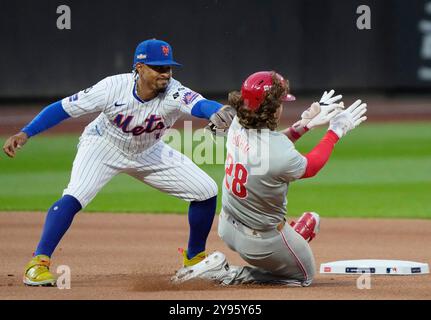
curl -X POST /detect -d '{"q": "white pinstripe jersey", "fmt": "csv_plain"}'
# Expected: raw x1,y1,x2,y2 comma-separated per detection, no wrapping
61,73,205,153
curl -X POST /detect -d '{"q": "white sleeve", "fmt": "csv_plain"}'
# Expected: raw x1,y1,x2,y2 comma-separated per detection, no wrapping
174,86,206,116
61,78,108,118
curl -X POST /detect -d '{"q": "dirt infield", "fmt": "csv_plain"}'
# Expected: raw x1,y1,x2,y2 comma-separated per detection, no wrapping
0,212,430,300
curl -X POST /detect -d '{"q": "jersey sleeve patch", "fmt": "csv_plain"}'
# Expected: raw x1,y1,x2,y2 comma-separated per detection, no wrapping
68,86,94,102
62,77,109,118
182,91,200,105
83,86,94,93
68,93,79,102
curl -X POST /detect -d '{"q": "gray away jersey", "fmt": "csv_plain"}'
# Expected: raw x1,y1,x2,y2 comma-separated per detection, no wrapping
222,117,307,231
61,73,204,153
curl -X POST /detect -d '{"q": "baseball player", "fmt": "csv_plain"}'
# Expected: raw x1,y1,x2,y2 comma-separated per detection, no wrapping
2,39,235,286
173,71,367,286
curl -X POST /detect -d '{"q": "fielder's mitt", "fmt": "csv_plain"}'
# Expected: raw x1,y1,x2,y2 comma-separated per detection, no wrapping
205,105,236,136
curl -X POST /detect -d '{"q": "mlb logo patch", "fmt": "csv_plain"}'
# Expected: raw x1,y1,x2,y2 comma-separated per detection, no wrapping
182,91,199,105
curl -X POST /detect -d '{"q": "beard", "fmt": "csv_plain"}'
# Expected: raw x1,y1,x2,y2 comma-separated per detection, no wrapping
155,79,170,93
156,86,167,94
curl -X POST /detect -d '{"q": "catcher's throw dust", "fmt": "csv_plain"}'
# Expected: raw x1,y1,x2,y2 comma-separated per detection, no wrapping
2,39,235,286
172,71,367,285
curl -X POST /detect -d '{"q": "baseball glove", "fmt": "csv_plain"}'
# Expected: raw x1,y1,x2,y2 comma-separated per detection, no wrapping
205,105,237,136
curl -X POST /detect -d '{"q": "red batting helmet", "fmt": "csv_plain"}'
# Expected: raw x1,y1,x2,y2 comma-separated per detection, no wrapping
241,71,296,111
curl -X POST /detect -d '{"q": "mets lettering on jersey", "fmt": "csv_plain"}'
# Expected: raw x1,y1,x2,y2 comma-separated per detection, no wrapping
114,114,166,136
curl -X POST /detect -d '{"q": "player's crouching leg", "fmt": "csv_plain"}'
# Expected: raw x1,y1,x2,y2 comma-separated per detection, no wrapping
282,223,317,287
183,175,218,264
23,194,82,286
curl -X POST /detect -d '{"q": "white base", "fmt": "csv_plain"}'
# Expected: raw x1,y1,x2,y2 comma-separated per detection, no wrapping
320,259,429,275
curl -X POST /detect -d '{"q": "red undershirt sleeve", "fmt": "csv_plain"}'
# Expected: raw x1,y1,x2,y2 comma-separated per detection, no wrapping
301,130,339,179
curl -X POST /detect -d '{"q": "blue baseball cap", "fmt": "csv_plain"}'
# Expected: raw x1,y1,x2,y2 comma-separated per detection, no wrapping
133,39,181,67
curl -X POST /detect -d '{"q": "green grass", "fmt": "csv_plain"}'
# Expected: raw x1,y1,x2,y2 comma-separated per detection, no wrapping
1,122,430,218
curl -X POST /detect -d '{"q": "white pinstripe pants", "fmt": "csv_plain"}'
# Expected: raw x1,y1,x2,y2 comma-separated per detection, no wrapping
63,136,218,208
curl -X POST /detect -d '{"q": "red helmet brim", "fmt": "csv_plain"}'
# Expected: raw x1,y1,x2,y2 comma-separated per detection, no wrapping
282,94,296,102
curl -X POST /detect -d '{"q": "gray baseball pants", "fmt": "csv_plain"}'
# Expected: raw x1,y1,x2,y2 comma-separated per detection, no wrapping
217,210,316,286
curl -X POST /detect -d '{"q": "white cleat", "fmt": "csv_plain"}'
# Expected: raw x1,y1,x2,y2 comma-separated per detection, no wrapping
172,251,234,284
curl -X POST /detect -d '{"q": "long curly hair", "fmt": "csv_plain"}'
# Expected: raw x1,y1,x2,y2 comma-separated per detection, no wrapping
228,72,289,131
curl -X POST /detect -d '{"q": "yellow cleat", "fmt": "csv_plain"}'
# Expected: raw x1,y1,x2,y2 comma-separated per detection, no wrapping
179,248,207,267
23,255,56,287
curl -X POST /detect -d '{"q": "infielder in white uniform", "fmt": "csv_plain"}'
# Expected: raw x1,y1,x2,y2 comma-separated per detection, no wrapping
3,39,235,286
173,71,367,286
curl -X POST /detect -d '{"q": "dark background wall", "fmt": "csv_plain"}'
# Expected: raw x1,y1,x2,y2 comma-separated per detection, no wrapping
0,0,430,98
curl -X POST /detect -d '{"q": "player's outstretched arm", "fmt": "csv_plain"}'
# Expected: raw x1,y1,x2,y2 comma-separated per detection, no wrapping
283,90,343,143
2,100,71,158
3,132,28,158
300,99,367,178
205,105,236,136
188,98,236,136
190,99,223,119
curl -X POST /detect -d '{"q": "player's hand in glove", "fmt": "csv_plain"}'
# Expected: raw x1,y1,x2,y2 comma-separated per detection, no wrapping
329,99,367,138
296,89,344,129
205,105,237,136
3,132,28,158
299,100,344,130
284,90,343,142
304,89,344,129
319,89,343,106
